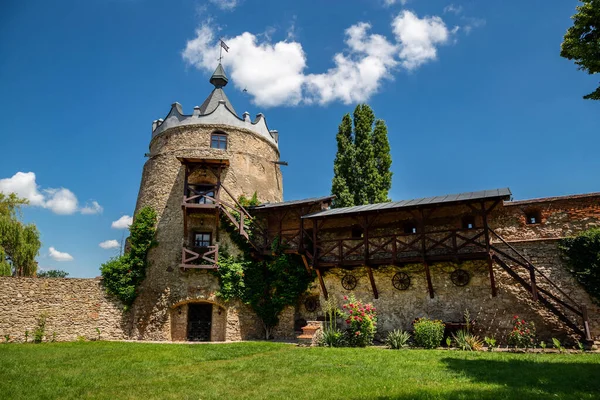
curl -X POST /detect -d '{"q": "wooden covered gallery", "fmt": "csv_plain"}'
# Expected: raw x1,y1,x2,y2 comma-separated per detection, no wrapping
250,188,593,343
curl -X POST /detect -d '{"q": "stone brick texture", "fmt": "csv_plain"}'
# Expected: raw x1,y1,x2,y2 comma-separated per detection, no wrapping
0,277,126,342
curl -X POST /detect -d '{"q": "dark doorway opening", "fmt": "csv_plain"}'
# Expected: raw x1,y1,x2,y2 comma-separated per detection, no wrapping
187,303,212,341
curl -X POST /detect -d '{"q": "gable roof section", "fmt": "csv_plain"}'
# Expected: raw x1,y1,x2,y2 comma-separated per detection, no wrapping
302,188,512,219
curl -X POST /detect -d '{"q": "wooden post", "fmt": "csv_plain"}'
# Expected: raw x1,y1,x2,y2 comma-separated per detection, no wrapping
367,266,379,299
529,264,538,301
312,219,319,266
481,201,497,297
419,209,434,299
316,268,328,300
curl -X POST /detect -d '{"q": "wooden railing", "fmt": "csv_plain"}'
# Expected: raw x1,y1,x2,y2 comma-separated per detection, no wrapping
181,245,219,270
182,186,218,208
315,228,488,266
489,229,592,343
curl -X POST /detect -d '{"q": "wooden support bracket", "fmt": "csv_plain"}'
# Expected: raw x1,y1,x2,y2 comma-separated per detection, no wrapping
424,261,434,299
367,266,378,299
316,268,328,300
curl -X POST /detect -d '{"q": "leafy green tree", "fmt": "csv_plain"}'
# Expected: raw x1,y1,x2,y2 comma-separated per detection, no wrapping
560,0,600,100
331,104,393,207
37,269,69,278
0,193,41,276
100,206,157,307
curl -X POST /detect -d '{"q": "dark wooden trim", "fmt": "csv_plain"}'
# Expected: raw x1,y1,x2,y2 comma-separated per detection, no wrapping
367,266,378,299
481,201,497,297
316,268,328,300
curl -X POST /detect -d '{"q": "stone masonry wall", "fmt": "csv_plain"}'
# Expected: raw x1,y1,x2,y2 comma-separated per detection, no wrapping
0,277,127,342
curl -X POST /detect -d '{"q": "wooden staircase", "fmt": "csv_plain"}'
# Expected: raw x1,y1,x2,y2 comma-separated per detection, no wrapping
489,229,593,344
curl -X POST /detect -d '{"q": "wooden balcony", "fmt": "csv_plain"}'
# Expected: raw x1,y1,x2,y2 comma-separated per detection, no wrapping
180,245,219,270
315,228,488,268
182,187,219,212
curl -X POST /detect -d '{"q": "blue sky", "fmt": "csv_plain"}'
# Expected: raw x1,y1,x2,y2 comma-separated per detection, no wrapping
0,0,598,278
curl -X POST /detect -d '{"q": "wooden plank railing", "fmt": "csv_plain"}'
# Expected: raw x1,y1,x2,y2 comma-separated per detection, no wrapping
314,228,488,265
181,245,219,270
489,229,592,343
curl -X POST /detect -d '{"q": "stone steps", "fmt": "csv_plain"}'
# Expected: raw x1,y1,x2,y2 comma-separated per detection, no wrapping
297,321,323,347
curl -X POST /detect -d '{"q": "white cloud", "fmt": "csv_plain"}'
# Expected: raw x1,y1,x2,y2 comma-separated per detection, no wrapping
112,215,133,229
0,172,45,206
49,247,73,262
81,201,103,215
444,4,463,15
183,12,455,107
99,240,120,249
44,188,78,215
183,23,307,107
383,0,408,5
209,0,239,11
392,10,453,70
304,22,398,105
0,172,102,215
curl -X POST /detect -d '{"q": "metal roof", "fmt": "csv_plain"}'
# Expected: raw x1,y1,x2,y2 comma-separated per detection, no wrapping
198,87,237,116
302,188,512,219
251,196,335,211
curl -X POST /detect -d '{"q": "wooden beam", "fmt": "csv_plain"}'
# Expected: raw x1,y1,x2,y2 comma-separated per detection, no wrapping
301,254,311,274
481,201,497,297
424,261,434,299
316,268,328,300
367,266,378,299
312,219,319,266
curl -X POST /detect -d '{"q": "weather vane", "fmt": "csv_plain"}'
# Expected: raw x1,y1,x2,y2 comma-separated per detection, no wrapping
218,38,229,63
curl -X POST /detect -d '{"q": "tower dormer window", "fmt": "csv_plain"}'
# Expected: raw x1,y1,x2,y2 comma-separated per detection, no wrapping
211,133,227,150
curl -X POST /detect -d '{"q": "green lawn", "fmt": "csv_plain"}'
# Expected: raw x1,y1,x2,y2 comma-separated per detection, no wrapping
1,342,599,400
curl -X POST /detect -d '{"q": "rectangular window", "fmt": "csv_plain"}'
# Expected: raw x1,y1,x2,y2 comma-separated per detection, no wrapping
194,233,212,248
189,185,215,204
526,211,541,225
462,216,476,230
211,133,227,150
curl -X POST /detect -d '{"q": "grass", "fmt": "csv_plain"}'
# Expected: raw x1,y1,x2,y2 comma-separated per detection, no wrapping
1,342,599,399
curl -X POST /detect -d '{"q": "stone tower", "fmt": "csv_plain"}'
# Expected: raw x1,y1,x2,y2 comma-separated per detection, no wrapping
130,64,283,341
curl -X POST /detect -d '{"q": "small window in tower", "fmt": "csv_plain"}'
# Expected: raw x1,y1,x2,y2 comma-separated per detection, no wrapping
194,232,212,248
525,210,541,225
211,133,227,150
462,215,476,230
351,226,364,239
403,222,418,234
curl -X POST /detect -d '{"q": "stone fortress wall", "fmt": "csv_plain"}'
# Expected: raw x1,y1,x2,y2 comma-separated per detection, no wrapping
0,277,126,342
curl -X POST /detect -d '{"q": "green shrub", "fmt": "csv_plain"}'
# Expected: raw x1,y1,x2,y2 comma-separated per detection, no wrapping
552,337,565,353
413,318,445,349
507,315,536,348
559,228,600,303
342,294,377,347
385,329,411,349
319,328,345,347
453,330,483,351
484,336,497,351
100,207,157,307
33,313,47,343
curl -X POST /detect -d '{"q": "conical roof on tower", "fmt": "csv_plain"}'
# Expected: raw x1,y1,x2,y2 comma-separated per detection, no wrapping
198,63,236,116
151,62,278,148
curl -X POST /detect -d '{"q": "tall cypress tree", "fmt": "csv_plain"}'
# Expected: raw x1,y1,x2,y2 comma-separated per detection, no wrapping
331,104,393,208
331,114,355,208
372,119,393,203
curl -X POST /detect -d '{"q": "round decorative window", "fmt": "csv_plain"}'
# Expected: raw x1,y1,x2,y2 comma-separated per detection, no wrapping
341,274,358,290
392,272,411,291
450,269,471,287
304,297,319,312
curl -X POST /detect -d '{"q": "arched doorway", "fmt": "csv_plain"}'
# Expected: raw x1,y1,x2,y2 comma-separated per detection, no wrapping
170,301,227,342
187,303,212,341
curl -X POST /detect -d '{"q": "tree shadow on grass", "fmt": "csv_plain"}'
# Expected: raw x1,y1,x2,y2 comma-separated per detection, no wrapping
438,356,600,399
354,356,600,400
